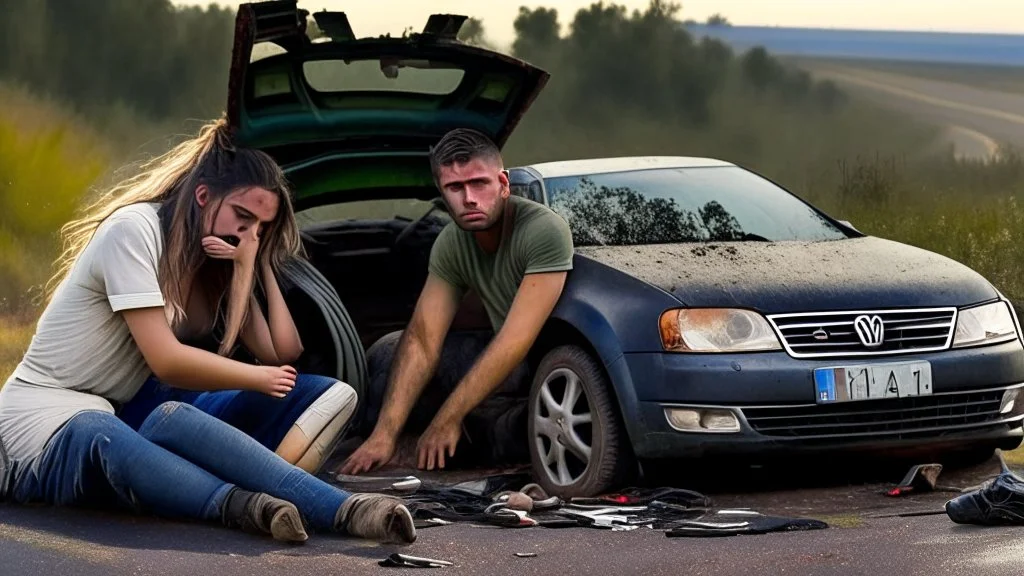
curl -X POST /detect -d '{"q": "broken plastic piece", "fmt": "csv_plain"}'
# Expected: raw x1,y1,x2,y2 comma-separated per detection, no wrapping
379,553,454,568
716,509,761,516
611,524,640,531
680,520,750,530
514,552,537,558
887,463,943,496
334,474,422,494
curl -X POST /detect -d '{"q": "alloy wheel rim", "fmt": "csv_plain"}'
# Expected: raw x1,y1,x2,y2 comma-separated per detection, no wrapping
533,367,594,486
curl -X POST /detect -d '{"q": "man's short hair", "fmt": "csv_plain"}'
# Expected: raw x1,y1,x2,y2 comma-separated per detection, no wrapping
429,128,503,184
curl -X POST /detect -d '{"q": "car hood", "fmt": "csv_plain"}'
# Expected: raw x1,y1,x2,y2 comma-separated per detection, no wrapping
227,2,547,207
575,237,998,313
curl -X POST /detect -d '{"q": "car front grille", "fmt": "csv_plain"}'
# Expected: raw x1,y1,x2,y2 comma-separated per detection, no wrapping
742,389,1012,439
767,308,957,358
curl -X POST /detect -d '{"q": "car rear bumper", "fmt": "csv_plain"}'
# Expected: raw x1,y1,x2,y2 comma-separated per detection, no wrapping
619,338,1024,459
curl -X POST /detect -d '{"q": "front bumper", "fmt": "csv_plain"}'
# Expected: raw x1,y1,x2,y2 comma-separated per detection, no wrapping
620,338,1024,459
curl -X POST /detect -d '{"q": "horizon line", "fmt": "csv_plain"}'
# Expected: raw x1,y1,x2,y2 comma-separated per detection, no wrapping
683,23,1024,38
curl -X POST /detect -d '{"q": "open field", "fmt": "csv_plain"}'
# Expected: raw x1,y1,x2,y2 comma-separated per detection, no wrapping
787,57,1024,95
793,59,1024,157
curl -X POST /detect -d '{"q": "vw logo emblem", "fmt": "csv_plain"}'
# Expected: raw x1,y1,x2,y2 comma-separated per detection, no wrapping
854,315,885,348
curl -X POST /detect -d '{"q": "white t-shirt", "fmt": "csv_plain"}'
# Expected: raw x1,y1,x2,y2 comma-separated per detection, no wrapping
0,202,165,490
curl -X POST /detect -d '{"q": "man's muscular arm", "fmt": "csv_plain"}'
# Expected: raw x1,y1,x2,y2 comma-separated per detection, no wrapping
338,274,461,474
416,270,567,470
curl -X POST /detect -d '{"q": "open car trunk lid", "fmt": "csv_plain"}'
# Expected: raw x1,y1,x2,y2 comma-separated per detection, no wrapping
227,1,548,204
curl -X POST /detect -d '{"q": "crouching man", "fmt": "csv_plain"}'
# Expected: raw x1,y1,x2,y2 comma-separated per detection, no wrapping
340,128,574,473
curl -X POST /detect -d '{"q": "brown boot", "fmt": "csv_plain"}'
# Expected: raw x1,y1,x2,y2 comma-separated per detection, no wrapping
222,488,308,543
335,493,416,544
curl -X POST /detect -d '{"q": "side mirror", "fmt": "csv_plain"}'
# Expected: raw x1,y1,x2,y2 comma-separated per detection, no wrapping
838,219,860,233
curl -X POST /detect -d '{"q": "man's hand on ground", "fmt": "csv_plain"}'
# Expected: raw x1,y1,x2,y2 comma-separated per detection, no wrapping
416,417,462,471
338,433,396,475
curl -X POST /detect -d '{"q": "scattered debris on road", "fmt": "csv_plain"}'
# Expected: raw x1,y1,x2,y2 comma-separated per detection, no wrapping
332,472,830,537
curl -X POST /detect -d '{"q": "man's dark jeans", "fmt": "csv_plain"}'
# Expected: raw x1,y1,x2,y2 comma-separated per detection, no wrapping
359,330,532,468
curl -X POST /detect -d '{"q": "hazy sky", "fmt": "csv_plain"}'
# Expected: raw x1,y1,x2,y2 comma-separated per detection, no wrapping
175,1,1024,47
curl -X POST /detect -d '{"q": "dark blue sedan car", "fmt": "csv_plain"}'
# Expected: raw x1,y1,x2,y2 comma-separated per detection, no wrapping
506,156,1024,496
227,2,1024,497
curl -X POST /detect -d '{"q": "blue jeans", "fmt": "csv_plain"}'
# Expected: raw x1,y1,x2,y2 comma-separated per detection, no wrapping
12,402,349,530
117,373,337,451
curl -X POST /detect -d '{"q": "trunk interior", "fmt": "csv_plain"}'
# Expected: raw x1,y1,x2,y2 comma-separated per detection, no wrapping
294,202,491,353
301,216,440,348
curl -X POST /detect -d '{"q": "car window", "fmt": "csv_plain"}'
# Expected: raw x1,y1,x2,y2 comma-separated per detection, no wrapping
296,199,449,227
544,166,848,246
303,59,465,95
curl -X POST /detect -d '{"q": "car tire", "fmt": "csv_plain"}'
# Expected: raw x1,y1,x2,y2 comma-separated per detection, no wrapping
527,345,636,498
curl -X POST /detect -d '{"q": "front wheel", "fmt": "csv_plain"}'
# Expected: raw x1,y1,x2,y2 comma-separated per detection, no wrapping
527,345,636,498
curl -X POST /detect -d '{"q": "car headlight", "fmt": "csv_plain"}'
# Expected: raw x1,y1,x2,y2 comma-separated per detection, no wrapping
659,308,782,352
952,301,1018,348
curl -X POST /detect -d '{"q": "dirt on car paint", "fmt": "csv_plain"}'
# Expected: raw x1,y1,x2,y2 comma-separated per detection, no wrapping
574,237,988,311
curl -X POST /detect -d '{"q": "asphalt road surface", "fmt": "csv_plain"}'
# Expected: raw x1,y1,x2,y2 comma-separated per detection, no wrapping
3,456,1024,575
798,63,1024,159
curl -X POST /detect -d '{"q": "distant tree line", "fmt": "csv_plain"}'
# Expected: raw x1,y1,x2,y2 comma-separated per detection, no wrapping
0,0,236,120
508,1,845,130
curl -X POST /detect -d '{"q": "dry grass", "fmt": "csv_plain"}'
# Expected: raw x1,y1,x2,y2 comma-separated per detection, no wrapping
1003,446,1024,467
0,316,35,385
0,84,111,316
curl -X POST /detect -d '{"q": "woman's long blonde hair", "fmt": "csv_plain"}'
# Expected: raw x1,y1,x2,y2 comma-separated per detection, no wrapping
47,117,303,356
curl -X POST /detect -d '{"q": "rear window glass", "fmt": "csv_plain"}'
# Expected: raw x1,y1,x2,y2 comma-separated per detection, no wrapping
296,199,450,227
302,59,465,94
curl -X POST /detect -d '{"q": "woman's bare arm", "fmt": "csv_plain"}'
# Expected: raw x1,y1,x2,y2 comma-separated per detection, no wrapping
123,306,296,397
238,262,303,364
260,261,303,362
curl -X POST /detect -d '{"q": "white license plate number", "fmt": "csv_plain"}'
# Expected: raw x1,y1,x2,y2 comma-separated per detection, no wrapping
813,361,932,404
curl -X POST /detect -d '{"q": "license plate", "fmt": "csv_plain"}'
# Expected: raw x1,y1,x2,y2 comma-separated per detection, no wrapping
813,361,932,404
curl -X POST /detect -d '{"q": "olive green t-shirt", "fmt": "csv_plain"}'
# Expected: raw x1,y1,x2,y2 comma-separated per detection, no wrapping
428,195,574,332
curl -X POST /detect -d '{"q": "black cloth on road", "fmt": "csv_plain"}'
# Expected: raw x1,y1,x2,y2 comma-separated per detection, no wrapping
666,514,829,537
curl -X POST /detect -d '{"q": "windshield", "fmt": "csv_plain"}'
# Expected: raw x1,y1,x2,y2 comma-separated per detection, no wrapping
544,166,848,246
